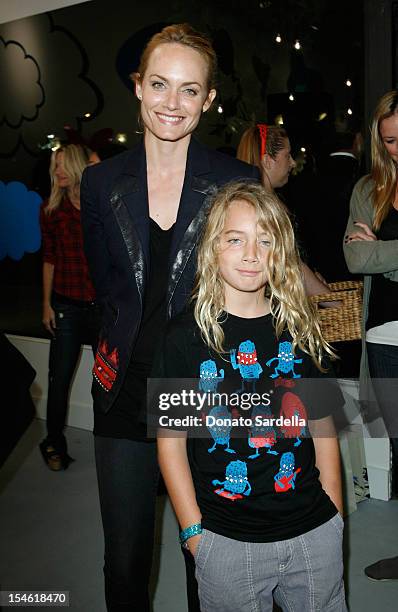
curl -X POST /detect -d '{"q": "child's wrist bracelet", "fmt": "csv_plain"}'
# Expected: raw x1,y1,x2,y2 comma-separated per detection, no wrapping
179,523,202,545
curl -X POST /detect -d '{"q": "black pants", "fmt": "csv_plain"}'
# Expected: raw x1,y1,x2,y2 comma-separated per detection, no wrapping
95,435,202,611
95,436,159,611
46,298,99,452
367,342,398,491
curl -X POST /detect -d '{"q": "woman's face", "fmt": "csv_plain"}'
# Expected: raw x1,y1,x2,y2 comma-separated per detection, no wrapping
261,138,296,189
54,152,71,188
380,113,398,164
135,43,216,144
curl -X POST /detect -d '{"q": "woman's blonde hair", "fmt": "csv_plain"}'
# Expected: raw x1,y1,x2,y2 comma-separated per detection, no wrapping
192,181,333,370
369,90,398,230
45,144,91,214
134,23,217,92
236,124,288,167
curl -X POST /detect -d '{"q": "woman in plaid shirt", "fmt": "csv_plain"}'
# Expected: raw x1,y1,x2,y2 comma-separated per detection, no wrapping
39,144,100,470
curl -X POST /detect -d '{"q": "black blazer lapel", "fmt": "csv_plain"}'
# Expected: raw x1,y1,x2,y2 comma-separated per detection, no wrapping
167,139,218,313
109,143,149,304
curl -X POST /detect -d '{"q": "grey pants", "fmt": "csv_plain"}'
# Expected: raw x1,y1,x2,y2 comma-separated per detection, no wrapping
194,515,347,612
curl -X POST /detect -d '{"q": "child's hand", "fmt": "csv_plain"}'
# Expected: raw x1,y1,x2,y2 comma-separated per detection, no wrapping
187,533,202,557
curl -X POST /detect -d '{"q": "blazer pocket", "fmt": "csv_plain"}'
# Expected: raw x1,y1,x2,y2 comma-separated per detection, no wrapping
107,301,119,326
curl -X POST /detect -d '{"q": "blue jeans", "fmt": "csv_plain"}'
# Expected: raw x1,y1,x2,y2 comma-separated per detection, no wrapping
366,342,398,479
94,436,159,612
46,298,100,452
194,517,346,612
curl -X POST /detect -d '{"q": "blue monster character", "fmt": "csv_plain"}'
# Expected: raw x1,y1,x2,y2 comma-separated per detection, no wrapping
199,359,224,393
247,405,278,459
230,340,263,392
206,406,236,454
274,452,301,493
266,341,302,379
212,459,251,500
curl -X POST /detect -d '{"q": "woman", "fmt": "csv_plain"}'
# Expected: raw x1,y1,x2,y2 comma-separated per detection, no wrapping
80,23,259,611
237,124,296,189
237,123,334,298
344,90,398,581
39,143,100,470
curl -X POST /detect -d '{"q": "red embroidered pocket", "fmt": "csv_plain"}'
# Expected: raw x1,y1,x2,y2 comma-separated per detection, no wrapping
93,340,119,391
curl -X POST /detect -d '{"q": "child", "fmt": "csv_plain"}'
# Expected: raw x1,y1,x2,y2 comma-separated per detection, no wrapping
154,181,346,612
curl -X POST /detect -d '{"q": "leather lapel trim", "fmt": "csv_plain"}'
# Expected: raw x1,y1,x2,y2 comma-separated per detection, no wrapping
110,176,146,306
167,179,218,317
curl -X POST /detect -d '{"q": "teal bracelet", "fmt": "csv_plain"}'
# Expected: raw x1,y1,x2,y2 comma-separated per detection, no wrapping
179,523,202,545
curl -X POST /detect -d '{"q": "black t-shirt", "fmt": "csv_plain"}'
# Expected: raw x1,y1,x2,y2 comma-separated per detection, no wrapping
152,310,342,542
94,219,174,440
367,208,398,330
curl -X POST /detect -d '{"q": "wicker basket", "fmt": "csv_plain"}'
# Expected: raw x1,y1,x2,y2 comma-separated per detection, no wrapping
310,280,364,342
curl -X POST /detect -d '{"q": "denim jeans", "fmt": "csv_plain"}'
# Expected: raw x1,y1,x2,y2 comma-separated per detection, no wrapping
366,342,398,483
194,516,346,612
45,298,100,452
94,436,159,612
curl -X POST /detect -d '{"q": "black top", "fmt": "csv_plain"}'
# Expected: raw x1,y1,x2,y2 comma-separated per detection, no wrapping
367,208,398,331
152,310,341,542
94,219,174,440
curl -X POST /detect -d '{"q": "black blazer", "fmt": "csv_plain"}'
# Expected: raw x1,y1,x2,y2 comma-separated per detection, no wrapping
81,137,259,413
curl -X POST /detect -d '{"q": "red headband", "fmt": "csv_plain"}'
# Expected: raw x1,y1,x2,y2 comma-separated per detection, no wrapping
257,123,268,158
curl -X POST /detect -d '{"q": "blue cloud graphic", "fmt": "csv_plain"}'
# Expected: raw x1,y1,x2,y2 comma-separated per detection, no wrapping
0,181,42,260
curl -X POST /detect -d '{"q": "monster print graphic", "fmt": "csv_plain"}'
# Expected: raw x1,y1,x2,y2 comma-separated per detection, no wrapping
230,340,263,391
206,406,236,454
279,391,308,447
274,452,301,493
213,459,251,500
199,359,224,393
247,405,278,459
266,341,302,379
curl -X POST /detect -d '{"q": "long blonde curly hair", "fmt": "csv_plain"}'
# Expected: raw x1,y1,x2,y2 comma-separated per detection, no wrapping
45,144,91,214
192,181,333,370
369,90,398,230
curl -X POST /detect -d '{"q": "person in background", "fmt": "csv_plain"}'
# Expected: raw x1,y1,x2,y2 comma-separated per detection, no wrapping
344,90,398,581
39,144,100,470
237,123,335,300
81,23,259,612
304,130,363,282
88,142,128,165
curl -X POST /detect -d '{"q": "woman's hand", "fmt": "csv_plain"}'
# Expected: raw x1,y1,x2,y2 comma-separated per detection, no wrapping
42,303,56,336
345,222,377,243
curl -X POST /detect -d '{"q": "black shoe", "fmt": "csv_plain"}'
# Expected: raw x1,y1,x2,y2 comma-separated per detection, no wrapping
39,440,74,471
364,556,398,581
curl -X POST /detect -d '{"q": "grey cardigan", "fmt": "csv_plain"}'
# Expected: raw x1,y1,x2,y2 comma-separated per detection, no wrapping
343,175,398,408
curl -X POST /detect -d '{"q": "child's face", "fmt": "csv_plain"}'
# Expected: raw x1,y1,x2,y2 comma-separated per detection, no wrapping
217,200,271,304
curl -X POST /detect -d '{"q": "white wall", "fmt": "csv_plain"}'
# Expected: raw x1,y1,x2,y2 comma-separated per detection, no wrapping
0,0,92,25
7,334,94,431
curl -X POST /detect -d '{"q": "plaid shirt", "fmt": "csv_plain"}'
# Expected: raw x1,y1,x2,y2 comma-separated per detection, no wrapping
40,197,95,302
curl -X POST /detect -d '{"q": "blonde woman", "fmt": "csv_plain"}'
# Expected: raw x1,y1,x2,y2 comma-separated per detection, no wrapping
81,24,259,611
39,144,99,471
156,181,346,612
344,90,398,581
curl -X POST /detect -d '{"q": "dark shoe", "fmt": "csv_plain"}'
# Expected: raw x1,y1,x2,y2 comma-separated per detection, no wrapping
39,440,74,471
364,556,398,581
